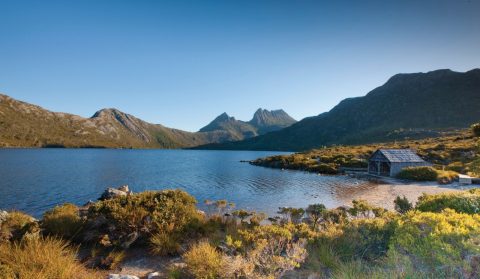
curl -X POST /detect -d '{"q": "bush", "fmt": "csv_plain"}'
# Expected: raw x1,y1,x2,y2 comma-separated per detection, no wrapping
0,211,36,242
86,190,200,249
388,209,480,275
325,217,395,261
436,170,458,184
149,231,180,256
396,166,438,181
235,224,308,277
307,163,338,174
0,237,98,279
42,203,83,240
471,123,480,137
184,241,224,279
447,162,465,173
393,196,412,214
416,189,480,214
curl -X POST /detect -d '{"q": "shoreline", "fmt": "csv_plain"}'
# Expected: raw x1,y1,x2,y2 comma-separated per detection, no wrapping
337,174,474,210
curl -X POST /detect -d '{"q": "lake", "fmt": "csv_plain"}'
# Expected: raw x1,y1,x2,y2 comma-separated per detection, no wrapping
0,149,372,217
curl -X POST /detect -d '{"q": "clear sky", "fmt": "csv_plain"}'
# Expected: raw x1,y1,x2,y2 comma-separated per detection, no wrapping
1,0,479,131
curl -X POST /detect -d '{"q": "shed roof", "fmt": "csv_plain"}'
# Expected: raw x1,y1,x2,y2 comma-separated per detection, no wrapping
372,149,426,163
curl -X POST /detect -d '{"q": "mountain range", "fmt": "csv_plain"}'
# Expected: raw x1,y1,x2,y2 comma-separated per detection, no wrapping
2,68,479,150
0,94,295,148
199,109,296,140
198,68,480,151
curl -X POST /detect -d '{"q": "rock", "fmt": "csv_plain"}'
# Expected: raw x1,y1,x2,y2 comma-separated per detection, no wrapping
108,274,140,279
99,185,131,200
117,185,129,192
147,272,162,279
0,210,8,225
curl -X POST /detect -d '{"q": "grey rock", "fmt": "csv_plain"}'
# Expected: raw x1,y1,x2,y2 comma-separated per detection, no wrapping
0,210,8,222
107,274,140,279
117,185,129,192
99,185,131,200
147,272,162,279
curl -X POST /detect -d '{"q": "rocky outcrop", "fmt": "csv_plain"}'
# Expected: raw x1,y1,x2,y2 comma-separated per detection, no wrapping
99,185,132,200
199,109,296,141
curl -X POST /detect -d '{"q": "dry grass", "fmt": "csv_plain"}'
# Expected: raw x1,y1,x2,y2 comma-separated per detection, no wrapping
184,241,224,279
0,237,100,279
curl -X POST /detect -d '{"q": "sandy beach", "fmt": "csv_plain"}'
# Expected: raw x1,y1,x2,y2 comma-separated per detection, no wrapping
335,176,475,210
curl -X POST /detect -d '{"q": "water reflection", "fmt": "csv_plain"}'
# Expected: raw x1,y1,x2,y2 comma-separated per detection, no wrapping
0,149,375,217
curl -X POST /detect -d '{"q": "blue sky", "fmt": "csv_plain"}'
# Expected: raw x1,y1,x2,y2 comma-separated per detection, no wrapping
1,0,479,131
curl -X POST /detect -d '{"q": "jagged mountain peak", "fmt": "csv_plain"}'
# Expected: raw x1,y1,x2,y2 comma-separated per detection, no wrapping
205,68,480,151
249,108,296,134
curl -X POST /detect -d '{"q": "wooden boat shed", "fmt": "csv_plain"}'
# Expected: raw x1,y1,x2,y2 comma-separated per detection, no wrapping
368,149,431,177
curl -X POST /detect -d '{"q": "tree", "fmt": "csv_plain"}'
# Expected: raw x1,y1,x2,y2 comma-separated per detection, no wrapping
394,196,413,214
306,204,326,230
348,200,374,218
277,207,305,224
232,209,252,223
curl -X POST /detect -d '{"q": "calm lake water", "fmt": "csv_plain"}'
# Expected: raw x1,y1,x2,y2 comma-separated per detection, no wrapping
0,149,371,217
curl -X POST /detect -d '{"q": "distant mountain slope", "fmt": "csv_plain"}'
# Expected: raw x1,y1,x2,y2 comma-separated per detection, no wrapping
0,94,229,148
199,109,296,141
201,68,480,151
248,108,297,134
199,113,258,140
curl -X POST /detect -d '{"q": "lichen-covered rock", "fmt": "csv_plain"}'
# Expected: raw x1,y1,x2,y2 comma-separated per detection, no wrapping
99,185,132,200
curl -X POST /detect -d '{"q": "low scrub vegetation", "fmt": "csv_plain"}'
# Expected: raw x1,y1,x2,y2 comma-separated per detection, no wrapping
416,188,480,214
1,188,480,278
42,203,83,240
396,166,439,181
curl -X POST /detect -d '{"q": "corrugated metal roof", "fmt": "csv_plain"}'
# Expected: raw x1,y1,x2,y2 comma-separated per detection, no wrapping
375,149,426,163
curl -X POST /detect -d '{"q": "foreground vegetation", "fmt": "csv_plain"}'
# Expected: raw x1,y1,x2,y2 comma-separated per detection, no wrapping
251,127,480,179
1,187,480,278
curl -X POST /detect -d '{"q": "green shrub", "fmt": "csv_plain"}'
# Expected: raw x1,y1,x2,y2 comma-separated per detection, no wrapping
42,203,83,240
393,196,412,214
388,209,480,274
0,237,98,279
307,163,338,174
306,204,327,230
447,161,465,173
184,241,224,279
416,189,480,214
86,190,200,249
436,170,458,184
149,231,180,256
396,166,438,181
326,217,395,261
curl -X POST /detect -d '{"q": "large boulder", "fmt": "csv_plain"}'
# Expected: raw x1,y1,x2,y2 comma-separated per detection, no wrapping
99,185,132,200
